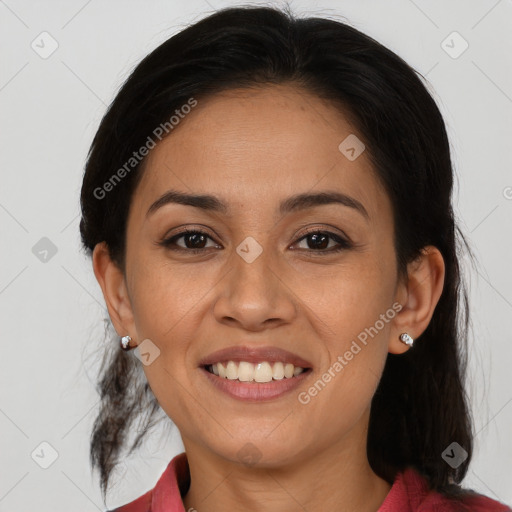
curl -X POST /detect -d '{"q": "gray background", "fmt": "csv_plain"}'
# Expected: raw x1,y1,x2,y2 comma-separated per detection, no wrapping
1,0,511,510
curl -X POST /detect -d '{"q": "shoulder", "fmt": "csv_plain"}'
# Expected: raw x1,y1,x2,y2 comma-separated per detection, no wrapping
104,452,189,512
389,467,511,512
107,489,152,512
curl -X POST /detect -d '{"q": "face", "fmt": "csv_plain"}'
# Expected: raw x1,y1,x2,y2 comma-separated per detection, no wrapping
118,84,404,466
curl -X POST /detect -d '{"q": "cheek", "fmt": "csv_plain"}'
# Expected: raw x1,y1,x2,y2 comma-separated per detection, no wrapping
294,310,391,450
128,256,213,342
292,253,395,415
289,249,396,342
126,259,195,390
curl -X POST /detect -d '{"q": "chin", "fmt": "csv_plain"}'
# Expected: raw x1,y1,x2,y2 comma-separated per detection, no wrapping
205,433,309,469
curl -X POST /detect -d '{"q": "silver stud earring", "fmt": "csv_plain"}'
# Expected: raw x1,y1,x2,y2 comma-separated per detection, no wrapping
121,335,133,351
399,333,414,347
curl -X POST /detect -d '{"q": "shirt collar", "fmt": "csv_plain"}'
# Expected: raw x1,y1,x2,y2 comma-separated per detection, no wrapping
149,453,467,512
152,452,189,512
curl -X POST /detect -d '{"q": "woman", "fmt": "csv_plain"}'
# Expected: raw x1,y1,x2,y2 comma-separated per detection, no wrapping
79,5,511,512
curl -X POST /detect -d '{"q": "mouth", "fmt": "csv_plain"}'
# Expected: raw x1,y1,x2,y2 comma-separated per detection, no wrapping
198,346,313,401
203,361,310,382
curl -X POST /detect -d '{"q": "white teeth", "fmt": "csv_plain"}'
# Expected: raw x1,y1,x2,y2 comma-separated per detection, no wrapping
209,361,305,382
254,362,273,383
238,361,254,382
226,361,238,380
293,366,303,377
272,362,285,380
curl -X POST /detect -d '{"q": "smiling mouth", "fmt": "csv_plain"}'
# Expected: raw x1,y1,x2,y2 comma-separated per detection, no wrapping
204,361,311,383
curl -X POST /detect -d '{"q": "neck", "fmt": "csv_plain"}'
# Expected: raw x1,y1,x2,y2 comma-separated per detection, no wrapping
181,415,392,512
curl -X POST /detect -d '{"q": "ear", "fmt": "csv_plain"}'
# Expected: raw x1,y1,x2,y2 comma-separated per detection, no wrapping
389,245,445,354
92,242,137,340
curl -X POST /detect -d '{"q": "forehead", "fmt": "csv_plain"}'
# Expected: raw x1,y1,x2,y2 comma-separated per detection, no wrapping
131,84,390,224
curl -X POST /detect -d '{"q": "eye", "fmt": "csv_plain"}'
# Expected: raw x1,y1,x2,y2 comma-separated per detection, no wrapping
292,229,352,253
159,229,220,253
159,227,352,255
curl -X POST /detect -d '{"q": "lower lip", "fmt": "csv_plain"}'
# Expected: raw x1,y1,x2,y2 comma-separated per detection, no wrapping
200,367,311,402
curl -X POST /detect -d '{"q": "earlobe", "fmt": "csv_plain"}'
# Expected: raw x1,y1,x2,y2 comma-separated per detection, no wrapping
92,242,136,339
389,245,445,354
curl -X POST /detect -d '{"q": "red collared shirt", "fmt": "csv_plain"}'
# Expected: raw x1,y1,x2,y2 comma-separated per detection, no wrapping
108,452,511,512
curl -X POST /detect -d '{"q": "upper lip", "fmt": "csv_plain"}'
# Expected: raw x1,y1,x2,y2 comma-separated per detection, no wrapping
198,345,313,368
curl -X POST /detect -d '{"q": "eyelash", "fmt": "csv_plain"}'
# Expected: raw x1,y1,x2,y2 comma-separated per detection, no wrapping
159,227,352,255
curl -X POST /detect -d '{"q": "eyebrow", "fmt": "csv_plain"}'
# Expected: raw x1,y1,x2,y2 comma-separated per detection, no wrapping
146,189,369,221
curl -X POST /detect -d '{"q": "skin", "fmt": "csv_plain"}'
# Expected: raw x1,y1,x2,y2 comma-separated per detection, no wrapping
93,84,445,512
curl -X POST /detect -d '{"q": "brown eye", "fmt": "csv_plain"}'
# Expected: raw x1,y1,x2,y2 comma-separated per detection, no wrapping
160,229,219,253
178,232,208,249
293,230,351,253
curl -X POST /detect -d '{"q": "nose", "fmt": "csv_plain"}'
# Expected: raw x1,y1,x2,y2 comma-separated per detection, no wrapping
212,243,297,332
